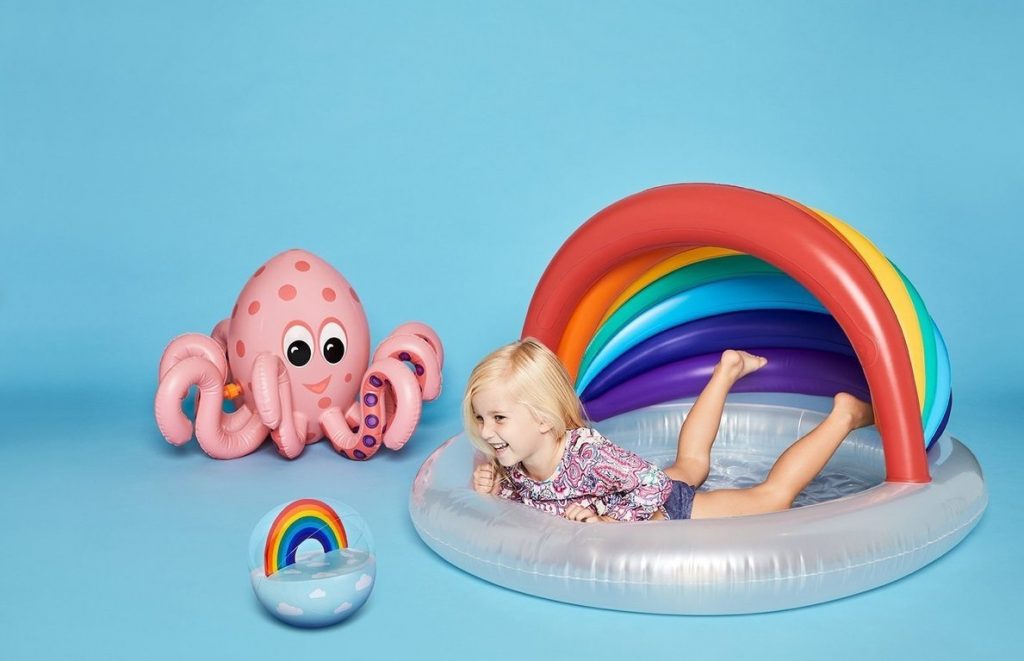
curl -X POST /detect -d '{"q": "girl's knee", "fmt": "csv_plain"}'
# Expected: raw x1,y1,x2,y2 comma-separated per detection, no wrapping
752,484,794,513
665,460,709,488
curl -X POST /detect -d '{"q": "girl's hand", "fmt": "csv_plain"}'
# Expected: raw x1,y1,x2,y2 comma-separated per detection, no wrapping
473,463,501,494
564,503,612,523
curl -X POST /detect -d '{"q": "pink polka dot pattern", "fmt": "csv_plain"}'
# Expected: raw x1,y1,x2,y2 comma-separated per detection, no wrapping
169,249,432,462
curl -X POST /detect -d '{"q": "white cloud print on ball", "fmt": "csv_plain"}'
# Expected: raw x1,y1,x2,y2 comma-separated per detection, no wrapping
248,498,378,627
276,603,304,617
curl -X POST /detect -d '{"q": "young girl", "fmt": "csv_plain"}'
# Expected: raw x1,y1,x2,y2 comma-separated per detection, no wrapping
465,338,874,522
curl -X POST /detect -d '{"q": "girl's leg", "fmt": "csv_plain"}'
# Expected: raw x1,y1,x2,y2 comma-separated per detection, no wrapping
690,393,874,519
664,350,767,488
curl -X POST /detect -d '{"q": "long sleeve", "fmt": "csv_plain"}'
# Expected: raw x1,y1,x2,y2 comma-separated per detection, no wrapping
497,476,523,502
496,428,672,522
587,439,672,521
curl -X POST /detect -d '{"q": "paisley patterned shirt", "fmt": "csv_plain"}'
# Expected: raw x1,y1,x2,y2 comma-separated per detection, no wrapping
497,427,672,521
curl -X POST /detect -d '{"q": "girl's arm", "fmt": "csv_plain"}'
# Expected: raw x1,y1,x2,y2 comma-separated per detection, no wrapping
589,439,672,521
472,463,501,494
564,503,618,523
474,461,521,499
496,479,520,500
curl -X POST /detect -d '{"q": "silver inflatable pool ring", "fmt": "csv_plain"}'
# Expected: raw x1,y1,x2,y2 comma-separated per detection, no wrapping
409,394,987,614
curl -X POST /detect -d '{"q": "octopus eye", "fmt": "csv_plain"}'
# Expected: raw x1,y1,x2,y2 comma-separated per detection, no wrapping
282,324,314,367
320,321,347,365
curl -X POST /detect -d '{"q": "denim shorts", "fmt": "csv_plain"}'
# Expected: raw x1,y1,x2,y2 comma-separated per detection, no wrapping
664,480,696,520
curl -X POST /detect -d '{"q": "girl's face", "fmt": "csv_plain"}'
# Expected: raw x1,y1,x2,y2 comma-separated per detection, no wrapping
471,383,554,470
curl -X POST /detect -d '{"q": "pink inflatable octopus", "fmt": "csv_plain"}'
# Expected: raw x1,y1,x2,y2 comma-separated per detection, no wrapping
154,249,443,460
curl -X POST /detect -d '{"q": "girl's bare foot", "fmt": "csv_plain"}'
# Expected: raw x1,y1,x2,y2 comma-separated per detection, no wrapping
832,393,874,430
715,349,768,382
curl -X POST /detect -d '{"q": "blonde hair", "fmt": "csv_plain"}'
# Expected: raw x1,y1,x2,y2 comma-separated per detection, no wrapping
462,338,587,465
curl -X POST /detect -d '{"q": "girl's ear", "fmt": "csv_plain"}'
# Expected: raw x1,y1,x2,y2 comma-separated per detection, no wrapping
522,401,554,434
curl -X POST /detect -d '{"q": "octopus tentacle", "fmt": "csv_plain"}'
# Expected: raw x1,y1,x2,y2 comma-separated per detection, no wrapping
374,358,423,451
156,334,228,444
271,411,310,451
321,323,444,460
373,322,445,400
387,322,445,365
210,319,231,353
320,358,421,460
250,352,305,459
193,382,269,459
208,322,234,408
251,353,283,428
158,333,227,381
321,406,359,453
154,353,269,459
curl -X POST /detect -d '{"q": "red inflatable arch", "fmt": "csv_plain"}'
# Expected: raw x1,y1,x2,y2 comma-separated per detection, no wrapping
522,183,929,483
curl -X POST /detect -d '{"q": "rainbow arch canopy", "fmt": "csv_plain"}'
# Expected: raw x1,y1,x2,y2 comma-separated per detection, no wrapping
263,498,349,576
521,184,951,484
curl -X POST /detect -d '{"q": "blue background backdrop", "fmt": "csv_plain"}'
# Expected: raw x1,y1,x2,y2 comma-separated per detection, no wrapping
1,1,1020,658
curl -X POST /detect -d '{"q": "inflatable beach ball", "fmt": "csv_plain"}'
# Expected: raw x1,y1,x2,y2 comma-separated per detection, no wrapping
248,498,376,627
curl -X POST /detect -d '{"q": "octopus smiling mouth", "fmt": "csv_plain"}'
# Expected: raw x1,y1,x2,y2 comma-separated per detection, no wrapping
303,376,332,394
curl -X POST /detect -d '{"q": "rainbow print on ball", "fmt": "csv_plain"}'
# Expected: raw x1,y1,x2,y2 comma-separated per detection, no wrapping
263,498,348,576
